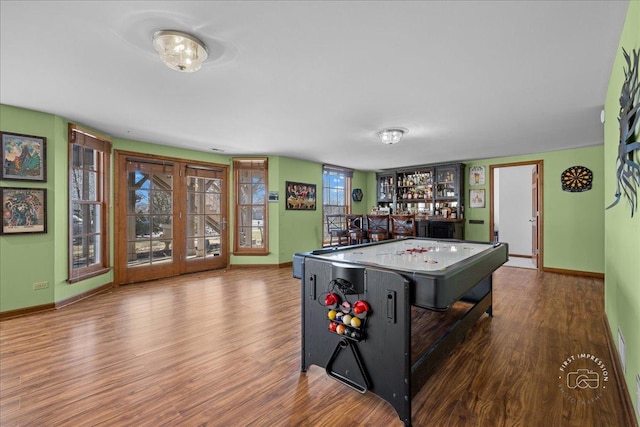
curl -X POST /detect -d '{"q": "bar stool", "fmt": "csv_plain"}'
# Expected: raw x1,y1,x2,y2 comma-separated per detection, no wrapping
366,214,390,241
391,214,416,238
345,214,367,245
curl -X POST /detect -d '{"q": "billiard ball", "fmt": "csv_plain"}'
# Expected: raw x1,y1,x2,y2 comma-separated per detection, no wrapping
342,314,352,325
327,309,337,320
336,324,346,335
335,312,344,322
350,317,361,328
328,322,338,332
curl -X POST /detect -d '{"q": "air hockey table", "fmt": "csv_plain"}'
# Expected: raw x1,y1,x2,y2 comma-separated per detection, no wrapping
293,237,508,426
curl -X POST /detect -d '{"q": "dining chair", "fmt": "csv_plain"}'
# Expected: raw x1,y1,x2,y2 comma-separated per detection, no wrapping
326,214,348,246
391,214,416,238
366,214,390,241
345,214,366,245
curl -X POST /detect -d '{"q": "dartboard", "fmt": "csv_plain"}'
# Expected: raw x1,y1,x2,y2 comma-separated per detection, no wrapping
561,166,593,192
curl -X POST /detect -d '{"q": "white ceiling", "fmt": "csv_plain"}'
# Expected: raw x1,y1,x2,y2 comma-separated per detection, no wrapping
0,1,629,171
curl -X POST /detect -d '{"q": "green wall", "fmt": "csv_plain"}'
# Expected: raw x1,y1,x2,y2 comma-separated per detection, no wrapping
365,146,605,274
0,104,375,312
276,157,324,261
0,105,58,311
274,159,371,264
464,145,605,273
604,0,640,419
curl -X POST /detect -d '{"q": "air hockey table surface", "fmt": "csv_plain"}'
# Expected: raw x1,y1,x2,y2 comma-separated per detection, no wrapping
295,237,507,311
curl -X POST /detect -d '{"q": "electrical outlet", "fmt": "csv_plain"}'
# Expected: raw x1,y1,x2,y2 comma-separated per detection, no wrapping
33,281,49,290
618,327,626,373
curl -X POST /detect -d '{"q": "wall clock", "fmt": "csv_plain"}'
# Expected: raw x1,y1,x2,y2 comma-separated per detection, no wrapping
561,166,593,192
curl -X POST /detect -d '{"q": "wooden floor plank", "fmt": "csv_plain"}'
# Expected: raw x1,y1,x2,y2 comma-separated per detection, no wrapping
0,266,631,426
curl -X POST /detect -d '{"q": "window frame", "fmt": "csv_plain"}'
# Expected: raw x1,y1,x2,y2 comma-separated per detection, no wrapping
322,165,353,244
68,124,112,283
233,158,269,255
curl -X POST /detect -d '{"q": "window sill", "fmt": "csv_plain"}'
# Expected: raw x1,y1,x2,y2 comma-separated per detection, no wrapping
232,251,271,256
67,267,112,284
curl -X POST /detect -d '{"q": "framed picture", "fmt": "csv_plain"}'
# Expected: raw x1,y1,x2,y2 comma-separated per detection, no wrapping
470,166,485,185
469,189,485,208
1,132,47,182
285,181,316,210
268,191,279,202
1,187,47,234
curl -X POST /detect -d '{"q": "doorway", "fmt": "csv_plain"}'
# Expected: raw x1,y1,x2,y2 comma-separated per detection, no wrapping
490,160,543,269
114,151,229,284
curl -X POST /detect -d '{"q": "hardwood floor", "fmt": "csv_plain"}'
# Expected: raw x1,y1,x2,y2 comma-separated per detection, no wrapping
0,266,632,426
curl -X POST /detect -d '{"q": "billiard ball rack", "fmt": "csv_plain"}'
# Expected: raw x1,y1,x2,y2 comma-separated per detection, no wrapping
327,319,366,341
325,337,372,394
325,298,370,342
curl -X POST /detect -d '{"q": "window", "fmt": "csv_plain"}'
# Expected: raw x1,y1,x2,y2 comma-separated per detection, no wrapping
322,165,352,243
68,124,111,282
233,158,268,254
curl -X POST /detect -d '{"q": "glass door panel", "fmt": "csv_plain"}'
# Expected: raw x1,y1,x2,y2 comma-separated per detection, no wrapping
126,168,174,267
184,167,227,272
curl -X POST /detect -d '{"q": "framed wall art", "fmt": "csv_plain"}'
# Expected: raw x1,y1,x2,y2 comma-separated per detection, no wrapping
469,189,485,208
469,166,485,185
1,131,47,182
285,181,316,210
1,187,47,234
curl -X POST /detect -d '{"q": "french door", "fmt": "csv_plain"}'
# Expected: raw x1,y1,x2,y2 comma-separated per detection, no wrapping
184,166,226,274
114,152,228,284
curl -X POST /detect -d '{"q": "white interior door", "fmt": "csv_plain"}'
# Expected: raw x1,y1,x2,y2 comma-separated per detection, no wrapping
491,161,542,270
531,165,539,267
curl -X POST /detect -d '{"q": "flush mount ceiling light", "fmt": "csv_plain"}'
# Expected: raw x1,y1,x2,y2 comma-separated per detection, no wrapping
378,128,408,145
152,30,208,72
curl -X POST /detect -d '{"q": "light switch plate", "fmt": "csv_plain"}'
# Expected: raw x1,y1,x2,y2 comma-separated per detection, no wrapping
636,374,639,417
618,327,626,373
